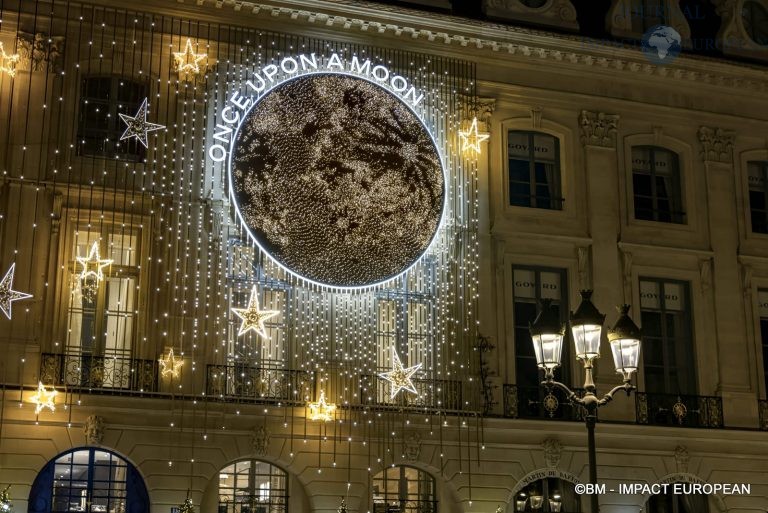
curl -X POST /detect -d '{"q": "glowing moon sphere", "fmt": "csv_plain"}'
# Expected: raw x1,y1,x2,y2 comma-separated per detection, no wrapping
230,73,445,288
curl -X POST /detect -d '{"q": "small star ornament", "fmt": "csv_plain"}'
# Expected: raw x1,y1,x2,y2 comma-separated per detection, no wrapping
30,382,57,415
0,42,20,78
77,242,113,283
308,390,337,422
119,98,165,149
173,38,207,75
231,285,280,339
159,348,184,378
0,263,32,320
458,117,489,155
378,348,422,399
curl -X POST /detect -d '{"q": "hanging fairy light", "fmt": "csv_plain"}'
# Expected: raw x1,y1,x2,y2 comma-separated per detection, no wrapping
308,390,337,422
178,497,194,513
0,42,20,78
378,348,422,398
173,38,207,75
0,263,33,320
159,348,184,379
30,382,57,415
458,117,489,155
75,242,112,301
0,485,11,512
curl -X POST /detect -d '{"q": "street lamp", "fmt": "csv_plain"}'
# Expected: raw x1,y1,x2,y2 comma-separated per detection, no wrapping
529,291,642,513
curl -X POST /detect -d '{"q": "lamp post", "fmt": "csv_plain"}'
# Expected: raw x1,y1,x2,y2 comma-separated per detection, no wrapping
529,290,642,513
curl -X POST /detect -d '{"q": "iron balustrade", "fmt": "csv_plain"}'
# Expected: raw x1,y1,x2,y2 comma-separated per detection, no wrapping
502,384,587,421
360,374,462,411
40,352,157,393
206,363,311,404
635,392,724,428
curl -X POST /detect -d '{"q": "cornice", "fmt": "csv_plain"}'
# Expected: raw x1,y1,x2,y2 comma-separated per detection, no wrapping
167,0,768,94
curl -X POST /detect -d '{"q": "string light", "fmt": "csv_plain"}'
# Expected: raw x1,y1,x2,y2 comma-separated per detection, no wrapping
0,485,11,512
308,390,337,422
159,348,184,379
378,348,422,398
458,117,489,155
119,97,165,148
30,382,57,415
0,42,20,78
0,263,32,319
178,497,195,513
230,285,279,339
173,38,207,75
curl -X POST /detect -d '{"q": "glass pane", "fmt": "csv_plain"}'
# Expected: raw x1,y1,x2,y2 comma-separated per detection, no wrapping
639,280,661,309
108,232,138,266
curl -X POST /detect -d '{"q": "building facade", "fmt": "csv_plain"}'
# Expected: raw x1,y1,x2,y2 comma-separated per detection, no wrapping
0,1,767,513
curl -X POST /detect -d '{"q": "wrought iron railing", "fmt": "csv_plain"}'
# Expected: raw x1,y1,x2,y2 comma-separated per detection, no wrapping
759,400,768,431
206,363,311,404
361,374,462,411
40,352,157,392
503,384,587,421
635,392,724,428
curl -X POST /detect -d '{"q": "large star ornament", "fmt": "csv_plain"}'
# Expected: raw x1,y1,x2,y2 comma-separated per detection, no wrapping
173,38,207,75
0,42,20,78
119,98,165,148
76,241,113,283
30,381,57,414
458,117,489,154
0,263,32,319
159,348,184,378
231,285,280,339
378,348,422,399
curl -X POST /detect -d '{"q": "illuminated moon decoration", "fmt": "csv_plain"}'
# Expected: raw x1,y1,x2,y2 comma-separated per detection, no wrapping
230,73,445,288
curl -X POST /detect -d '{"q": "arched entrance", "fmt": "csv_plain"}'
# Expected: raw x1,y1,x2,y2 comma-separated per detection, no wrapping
28,447,149,513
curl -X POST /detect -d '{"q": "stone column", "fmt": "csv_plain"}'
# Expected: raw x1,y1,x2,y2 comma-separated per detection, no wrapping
698,126,756,428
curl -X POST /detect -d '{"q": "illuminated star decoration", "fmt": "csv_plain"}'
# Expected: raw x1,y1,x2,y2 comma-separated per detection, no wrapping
0,42,20,78
378,348,422,399
119,98,165,149
458,117,489,155
30,381,57,415
173,38,207,75
231,285,279,339
308,390,337,422
159,348,184,378
77,241,113,283
0,263,32,320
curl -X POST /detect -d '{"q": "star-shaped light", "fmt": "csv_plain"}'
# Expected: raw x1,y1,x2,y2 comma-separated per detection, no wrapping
0,263,32,320
159,348,184,378
0,42,20,78
76,241,113,283
308,390,337,422
173,38,207,75
30,382,57,415
458,117,489,155
231,285,280,339
119,98,165,149
378,348,422,399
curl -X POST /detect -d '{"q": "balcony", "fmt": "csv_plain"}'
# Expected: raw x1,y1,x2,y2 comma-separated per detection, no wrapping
205,363,311,404
636,392,724,428
40,352,157,393
502,384,587,422
360,374,462,411
760,400,768,431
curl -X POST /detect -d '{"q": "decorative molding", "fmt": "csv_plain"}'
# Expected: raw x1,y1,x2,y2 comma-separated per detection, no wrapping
576,246,590,290
742,264,753,300
712,0,768,61
482,0,579,31
698,126,736,164
459,96,497,130
251,425,270,456
16,32,65,73
579,110,619,148
542,438,563,468
403,431,421,461
607,0,691,43
530,107,542,130
84,415,105,445
674,445,690,474
699,258,712,293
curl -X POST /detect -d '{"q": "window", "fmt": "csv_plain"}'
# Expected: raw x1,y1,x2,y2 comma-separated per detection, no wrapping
748,161,768,233
514,478,581,512
512,267,571,418
631,0,667,33
632,146,685,224
645,484,710,513
742,1,768,46
757,290,768,395
77,76,147,161
372,466,436,513
65,226,140,388
639,279,696,395
508,131,563,210
218,460,288,513
52,449,126,513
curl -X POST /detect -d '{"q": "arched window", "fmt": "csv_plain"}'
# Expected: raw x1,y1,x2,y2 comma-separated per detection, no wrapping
514,478,580,512
28,447,149,513
217,459,288,513
645,485,710,513
631,146,685,224
372,466,436,513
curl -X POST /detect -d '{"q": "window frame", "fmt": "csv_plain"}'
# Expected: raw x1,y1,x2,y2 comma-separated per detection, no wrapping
756,289,768,399
372,465,437,513
217,459,289,513
506,130,564,211
747,160,768,234
630,145,685,224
